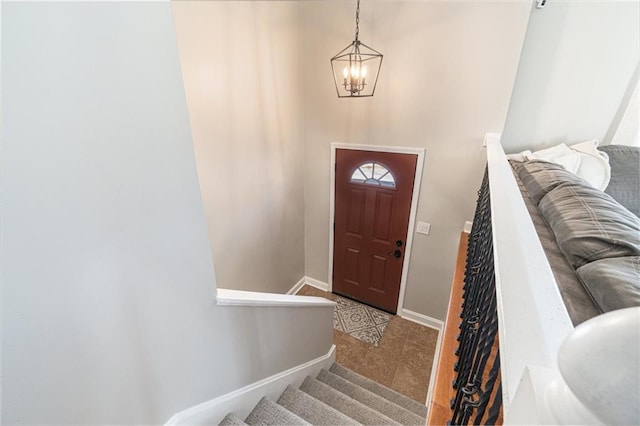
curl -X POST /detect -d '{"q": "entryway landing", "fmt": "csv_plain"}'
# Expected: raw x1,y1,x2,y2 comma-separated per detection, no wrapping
296,285,439,404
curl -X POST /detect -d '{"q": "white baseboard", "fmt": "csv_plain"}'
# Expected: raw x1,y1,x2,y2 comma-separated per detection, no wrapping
303,276,329,292
287,277,307,295
400,308,444,332
287,276,329,295
165,345,337,425
424,321,444,411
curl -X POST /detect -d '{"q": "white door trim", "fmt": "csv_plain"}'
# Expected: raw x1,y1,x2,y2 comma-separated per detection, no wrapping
328,143,426,314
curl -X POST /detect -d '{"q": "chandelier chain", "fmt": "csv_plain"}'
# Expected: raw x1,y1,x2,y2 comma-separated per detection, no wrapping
355,0,360,41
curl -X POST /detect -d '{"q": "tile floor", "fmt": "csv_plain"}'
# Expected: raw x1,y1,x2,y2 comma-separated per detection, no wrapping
296,285,439,403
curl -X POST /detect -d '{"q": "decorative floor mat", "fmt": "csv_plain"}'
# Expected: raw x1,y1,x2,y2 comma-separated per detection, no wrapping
333,295,392,346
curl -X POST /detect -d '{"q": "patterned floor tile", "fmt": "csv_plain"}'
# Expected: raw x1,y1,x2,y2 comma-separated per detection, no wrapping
333,295,391,346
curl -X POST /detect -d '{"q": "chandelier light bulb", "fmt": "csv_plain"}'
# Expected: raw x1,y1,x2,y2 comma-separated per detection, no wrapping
330,0,383,97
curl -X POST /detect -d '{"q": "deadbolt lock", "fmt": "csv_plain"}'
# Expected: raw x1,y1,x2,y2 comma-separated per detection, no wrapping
389,249,402,258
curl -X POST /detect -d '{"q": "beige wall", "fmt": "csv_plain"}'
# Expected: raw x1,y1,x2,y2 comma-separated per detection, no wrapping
172,0,532,319
173,2,305,293
2,3,333,423
301,1,530,320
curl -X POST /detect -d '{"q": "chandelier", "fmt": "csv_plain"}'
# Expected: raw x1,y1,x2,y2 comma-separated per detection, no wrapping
330,0,383,98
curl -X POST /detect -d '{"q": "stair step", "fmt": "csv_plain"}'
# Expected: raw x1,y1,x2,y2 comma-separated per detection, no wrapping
317,369,425,425
219,413,248,426
277,385,359,426
299,376,401,425
330,362,428,418
245,397,310,426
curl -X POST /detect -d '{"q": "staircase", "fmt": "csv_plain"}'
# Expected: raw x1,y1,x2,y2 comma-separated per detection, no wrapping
219,363,427,426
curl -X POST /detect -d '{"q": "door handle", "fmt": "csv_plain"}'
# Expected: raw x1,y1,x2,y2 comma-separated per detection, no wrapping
388,249,402,258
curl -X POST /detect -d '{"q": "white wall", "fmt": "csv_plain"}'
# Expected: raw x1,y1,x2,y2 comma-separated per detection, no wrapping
1,3,332,423
301,1,530,320
172,1,306,294
502,0,640,152
610,69,640,147
1,0,4,420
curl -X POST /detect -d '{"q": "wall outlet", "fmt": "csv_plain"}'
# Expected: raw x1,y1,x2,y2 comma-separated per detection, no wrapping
464,221,473,233
416,221,431,235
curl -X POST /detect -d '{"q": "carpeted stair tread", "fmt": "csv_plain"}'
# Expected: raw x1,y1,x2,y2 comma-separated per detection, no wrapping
245,397,310,426
299,375,401,425
330,363,428,418
219,413,249,426
316,369,425,425
277,385,359,426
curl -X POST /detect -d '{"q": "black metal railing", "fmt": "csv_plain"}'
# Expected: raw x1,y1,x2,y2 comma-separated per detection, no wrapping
449,168,502,425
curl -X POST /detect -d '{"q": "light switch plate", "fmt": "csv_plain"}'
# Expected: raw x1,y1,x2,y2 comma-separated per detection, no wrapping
416,221,431,235
464,221,473,233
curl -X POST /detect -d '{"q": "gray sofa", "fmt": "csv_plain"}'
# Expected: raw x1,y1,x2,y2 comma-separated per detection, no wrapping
600,144,640,218
512,147,640,317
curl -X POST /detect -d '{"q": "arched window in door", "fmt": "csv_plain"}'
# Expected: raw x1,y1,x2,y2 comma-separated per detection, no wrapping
350,161,396,188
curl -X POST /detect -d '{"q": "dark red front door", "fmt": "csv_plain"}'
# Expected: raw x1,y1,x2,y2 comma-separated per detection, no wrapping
333,149,417,313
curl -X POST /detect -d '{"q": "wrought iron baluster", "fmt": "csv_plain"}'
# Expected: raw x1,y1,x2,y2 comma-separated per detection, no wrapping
449,166,502,425
485,383,503,425
474,350,502,425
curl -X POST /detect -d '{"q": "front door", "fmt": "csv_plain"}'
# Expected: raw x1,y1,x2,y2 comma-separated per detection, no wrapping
333,149,417,314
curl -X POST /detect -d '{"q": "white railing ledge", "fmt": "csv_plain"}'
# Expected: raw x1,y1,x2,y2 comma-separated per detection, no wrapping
485,133,575,413
216,288,336,308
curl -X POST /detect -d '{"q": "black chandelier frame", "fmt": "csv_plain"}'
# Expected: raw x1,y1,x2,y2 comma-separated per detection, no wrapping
330,0,383,98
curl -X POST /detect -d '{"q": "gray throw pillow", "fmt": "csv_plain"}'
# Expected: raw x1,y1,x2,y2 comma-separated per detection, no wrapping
514,160,589,206
539,182,640,268
576,256,640,313
598,145,640,218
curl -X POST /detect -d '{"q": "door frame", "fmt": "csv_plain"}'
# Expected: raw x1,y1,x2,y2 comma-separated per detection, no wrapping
328,143,426,314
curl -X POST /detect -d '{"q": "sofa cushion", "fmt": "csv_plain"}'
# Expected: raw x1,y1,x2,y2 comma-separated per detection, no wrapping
598,145,640,218
514,160,591,206
539,182,640,268
576,256,640,313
